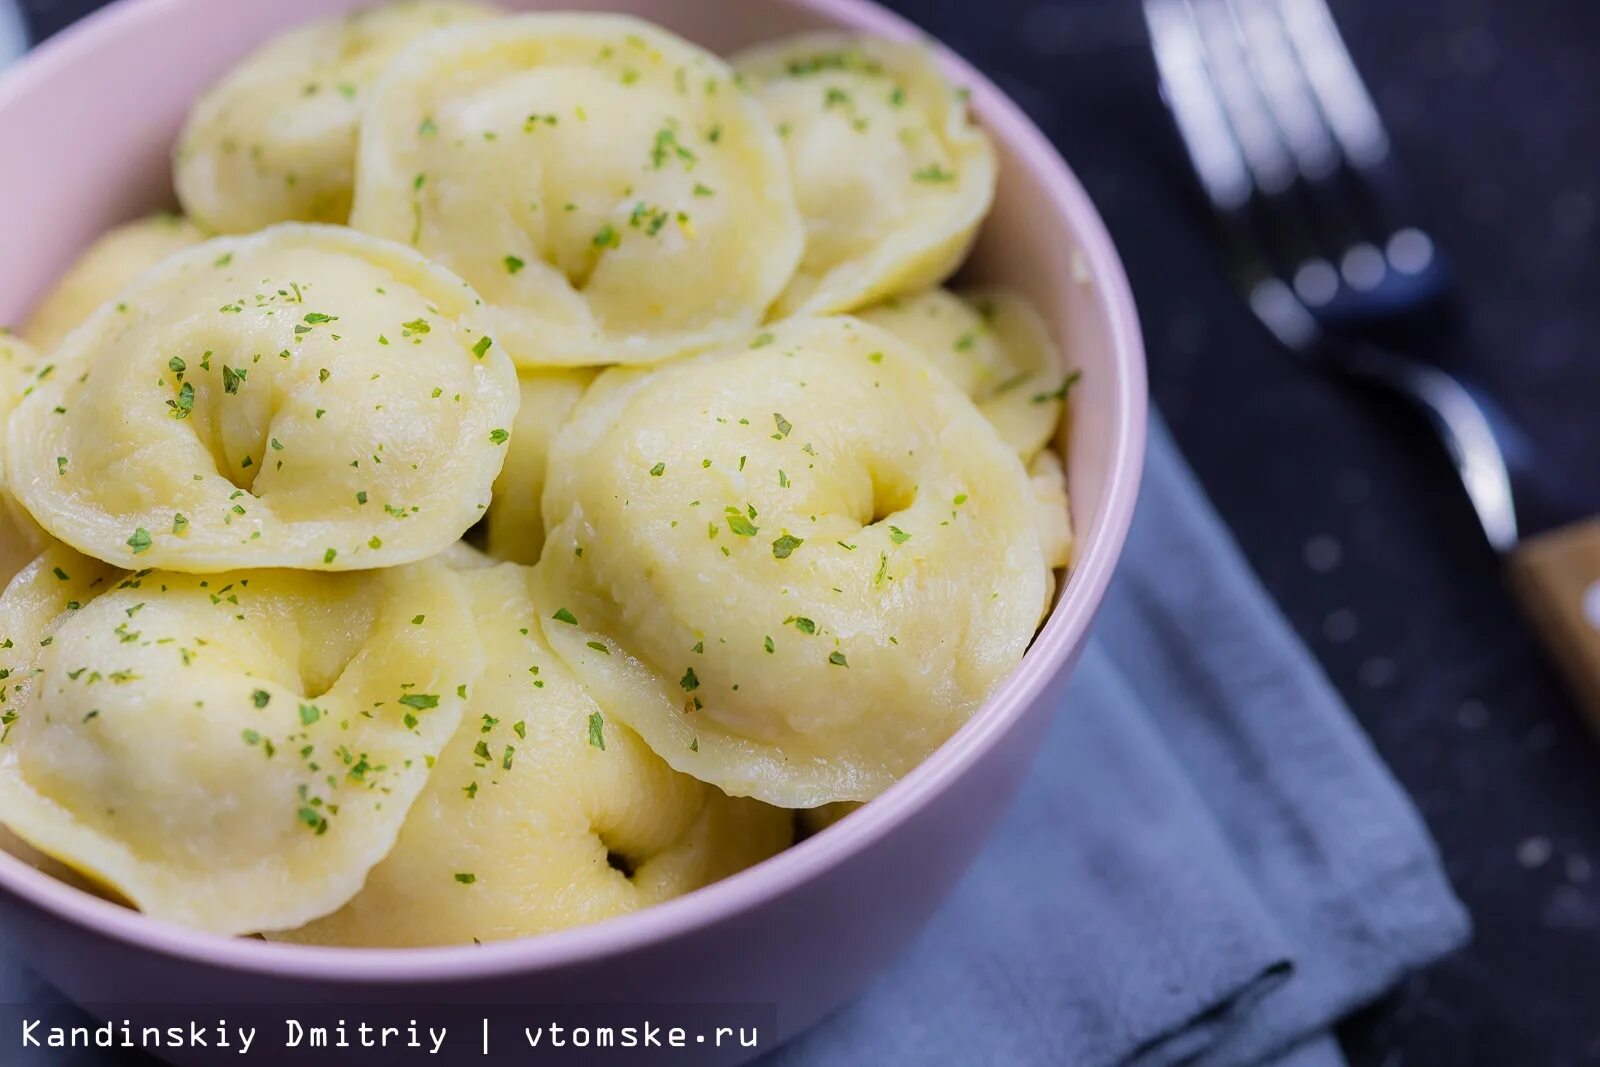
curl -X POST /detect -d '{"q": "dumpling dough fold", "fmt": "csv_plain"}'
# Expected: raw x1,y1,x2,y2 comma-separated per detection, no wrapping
484,368,595,565
733,33,995,317
273,562,791,946
24,215,206,352
174,1,499,233
859,287,1072,461
351,13,803,366
0,546,483,935
536,315,1046,807
7,224,519,572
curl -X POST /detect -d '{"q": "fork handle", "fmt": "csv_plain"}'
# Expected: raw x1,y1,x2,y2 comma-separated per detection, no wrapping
1509,519,1600,730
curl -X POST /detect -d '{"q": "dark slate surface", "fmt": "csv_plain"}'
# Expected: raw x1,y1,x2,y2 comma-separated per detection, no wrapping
16,1,1600,1064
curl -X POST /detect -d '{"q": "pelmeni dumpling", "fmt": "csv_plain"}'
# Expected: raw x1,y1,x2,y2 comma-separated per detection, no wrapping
275,563,791,947
24,216,207,352
7,224,519,572
1029,450,1073,572
484,368,596,565
0,334,51,584
859,288,1072,460
733,34,995,317
0,546,483,935
536,316,1047,806
351,13,803,367
1029,450,1074,618
174,1,499,234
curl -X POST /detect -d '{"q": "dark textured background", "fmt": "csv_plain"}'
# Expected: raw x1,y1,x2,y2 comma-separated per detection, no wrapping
16,0,1600,1063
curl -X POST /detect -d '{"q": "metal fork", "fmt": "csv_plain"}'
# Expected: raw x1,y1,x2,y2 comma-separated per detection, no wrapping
1141,0,1519,552
1143,0,1600,732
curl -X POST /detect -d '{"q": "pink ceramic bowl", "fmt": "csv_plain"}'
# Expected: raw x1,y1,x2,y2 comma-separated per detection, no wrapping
0,0,1145,1060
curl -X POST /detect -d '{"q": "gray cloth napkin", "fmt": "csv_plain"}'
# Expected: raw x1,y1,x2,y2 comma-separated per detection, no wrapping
766,420,1470,1067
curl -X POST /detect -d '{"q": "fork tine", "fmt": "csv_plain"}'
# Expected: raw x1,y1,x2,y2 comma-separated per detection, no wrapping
1227,0,1339,182
1271,0,1443,285
1142,0,1254,214
1187,0,1298,199
1216,0,1373,297
1143,0,1325,349
1276,0,1390,170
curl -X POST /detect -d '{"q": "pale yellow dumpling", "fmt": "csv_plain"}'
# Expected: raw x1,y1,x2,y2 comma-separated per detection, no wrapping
859,288,1072,460
174,1,500,233
24,216,207,352
351,13,803,366
7,224,519,572
0,546,483,936
0,334,52,585
536,316,1047,807
0,337,50,862
484,368,596,565
733,34,995,316
1029,449,1073,572
273,562,791,947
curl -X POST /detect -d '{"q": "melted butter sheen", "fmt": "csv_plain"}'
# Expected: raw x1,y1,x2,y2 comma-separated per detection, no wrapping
536,315,1047,807
273,562,790,947
6,224,519,572
0,546,483,936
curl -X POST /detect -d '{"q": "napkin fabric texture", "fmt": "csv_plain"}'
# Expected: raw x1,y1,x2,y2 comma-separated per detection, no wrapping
0,0,24,67
765,421,1469,1067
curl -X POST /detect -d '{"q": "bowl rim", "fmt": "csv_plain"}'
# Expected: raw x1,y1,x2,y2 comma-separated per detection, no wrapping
0,0,1148,982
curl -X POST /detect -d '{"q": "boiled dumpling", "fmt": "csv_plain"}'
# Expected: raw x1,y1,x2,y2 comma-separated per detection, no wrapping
0,546,482,935
535,315,1046,806
484,368,595,565
0,334,51,584
351,13,803,366
7,224,519,572
274,562,790,946
174,1,499,233
733,34,995,317
859,287,1072,460
861,289,1075,609
1029,449,1073,618
24,215,206,352
1029,449,1073,572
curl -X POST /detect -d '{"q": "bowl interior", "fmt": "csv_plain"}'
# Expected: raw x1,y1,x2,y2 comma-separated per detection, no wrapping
0,0,1145,975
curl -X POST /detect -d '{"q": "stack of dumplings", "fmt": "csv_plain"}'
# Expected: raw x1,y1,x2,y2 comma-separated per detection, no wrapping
0,3,1078,946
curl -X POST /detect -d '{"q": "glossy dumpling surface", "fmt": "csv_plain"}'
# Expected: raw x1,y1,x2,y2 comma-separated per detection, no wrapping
351,13,803,366
0,546,482,935
484,368,595,565
859,287,1071,460
7,224,518,572
274,562,791,946
733,34,995,316
25,216,206,352
537,315,1046,806
174,1,499,233
1029,449,1073,572
0,335,51,585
